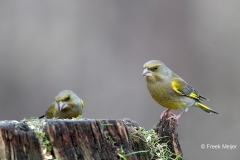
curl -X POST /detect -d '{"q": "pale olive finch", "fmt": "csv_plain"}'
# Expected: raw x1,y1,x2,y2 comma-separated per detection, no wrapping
142,60,219,122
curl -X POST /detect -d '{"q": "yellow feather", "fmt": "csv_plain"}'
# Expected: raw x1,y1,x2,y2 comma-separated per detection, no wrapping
197,102,219,114
189,92,199,99
81,99,84,108
171,81,184,95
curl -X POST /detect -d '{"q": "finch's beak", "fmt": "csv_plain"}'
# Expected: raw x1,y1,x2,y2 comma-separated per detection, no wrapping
142,68,153,77
58,101,68,111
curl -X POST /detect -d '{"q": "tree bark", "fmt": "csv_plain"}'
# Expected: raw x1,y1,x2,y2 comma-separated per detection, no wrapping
154,113,182,159
0,115,182,160
0,121,43,160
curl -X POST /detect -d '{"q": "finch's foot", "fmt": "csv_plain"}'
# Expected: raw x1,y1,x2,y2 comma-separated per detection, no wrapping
160,109,171,119
167,111,185,124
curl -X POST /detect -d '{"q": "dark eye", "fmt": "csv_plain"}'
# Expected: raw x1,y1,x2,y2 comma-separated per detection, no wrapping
65,96,70,101
153,67,158,70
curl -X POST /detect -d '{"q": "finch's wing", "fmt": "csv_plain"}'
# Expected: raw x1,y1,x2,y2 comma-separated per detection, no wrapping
171,78,208,101
45,102,55,118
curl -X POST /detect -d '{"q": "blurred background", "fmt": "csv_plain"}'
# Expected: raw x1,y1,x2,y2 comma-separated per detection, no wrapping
0,1,239,159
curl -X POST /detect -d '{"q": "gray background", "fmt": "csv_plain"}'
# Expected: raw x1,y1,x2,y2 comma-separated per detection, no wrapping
0,1,239,159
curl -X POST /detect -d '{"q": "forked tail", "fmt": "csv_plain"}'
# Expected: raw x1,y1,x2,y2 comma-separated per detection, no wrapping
196,102,219,114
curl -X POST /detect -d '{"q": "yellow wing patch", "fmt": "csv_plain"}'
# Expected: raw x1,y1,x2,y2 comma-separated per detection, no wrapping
81,99,84,108
171,80,184,95
172,79,202,101
189,92,199,100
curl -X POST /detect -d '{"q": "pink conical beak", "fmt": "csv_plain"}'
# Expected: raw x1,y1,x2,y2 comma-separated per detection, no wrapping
142,68,153,77
58,101,68,111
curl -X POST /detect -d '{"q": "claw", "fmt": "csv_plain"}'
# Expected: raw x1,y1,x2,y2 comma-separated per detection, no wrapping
160,109,171,119
167,111,185,124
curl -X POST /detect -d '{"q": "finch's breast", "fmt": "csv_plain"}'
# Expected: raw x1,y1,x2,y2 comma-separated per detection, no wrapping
147,82,194,110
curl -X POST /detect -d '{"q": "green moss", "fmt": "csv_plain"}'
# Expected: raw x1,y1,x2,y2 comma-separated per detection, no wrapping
131,127,182,160
118,151,149,160
101,123,116,145
73,115,83,119
117,146,148,160
21,118,54,160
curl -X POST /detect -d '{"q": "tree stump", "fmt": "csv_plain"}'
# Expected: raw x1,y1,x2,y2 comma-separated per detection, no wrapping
0,114,182,160
154,113,182,158
0,121,43,160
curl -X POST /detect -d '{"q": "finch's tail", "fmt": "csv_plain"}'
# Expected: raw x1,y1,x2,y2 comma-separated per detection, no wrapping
196,102,219,115
38,115,46,119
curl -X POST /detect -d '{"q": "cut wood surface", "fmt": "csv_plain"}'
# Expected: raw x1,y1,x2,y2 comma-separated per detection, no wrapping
0,114,182,160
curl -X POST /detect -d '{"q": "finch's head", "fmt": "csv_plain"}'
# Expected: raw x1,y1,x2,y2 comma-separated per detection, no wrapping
142,60,170,80
55,90,84,112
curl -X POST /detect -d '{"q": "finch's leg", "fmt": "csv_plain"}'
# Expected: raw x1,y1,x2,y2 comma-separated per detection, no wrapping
167,111,185,124
160,109,171,118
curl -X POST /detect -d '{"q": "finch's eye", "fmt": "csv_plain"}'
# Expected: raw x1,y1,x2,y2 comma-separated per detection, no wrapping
65,96,70,101
153,67,158,70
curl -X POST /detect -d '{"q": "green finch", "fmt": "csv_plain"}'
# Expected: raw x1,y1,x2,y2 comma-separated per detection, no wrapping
39,90,84,119
142,60,219,122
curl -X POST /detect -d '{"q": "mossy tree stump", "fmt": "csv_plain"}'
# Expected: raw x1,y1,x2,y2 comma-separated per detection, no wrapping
0,114,182,160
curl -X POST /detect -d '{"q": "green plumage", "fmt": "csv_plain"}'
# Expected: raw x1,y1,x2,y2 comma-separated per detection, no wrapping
39,90,84,119
143,60,219,115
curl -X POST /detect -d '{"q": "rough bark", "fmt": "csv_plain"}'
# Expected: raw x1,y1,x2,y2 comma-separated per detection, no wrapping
154,113,183,159
0,121,43,160
44,119,148,160
0,115,182,160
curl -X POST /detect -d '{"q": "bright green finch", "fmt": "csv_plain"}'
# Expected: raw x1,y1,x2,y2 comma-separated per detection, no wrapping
39,90,84,119
142,60,219,122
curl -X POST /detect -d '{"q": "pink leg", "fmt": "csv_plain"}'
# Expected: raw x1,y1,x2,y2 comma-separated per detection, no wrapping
160,109,171,119
167,111,185,124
